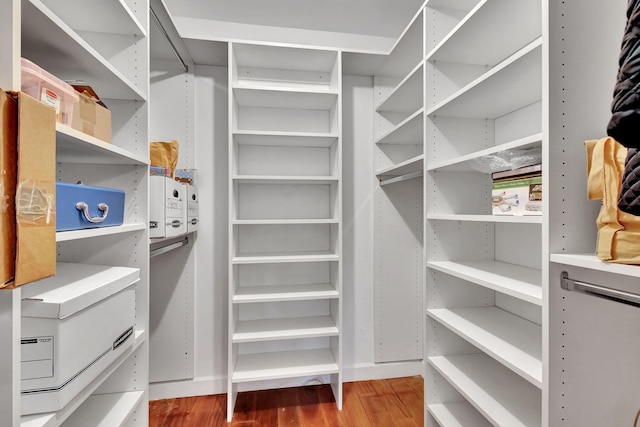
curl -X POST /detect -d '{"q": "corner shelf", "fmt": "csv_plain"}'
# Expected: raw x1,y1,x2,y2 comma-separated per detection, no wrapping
374,108,424,145
376,154,424,182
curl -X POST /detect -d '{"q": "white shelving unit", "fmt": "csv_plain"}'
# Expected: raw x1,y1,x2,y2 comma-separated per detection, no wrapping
0,0,149,425
227,42,342,421
371,7,425,365
424,0,543,425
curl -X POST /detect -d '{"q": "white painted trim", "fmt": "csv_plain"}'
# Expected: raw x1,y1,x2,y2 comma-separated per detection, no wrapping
149,361,424,401
174,17,395,54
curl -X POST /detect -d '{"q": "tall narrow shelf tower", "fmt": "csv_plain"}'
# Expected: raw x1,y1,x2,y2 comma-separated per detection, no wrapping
227,43,342,420
372,9,425,364
424,0,543,425
0,0,150,426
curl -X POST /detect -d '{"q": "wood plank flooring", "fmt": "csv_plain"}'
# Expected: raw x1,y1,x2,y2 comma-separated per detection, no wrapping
149,376,424,426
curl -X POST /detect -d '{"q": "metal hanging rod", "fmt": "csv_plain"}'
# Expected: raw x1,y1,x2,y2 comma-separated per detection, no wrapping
150,236,189,258
560,271,640,308
150,5,189,73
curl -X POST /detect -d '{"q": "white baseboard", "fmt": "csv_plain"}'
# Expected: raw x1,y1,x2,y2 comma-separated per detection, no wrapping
149,360,424,401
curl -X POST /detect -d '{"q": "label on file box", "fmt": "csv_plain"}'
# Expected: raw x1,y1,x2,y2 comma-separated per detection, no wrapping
21,336,54,380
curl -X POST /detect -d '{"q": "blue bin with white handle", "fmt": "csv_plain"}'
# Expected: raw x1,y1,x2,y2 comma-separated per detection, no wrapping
56,182,125,231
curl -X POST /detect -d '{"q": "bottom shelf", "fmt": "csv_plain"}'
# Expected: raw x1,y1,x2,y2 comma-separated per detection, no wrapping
429,354,541,427
428,402,492,427
232,348,339,383
60,391,145,427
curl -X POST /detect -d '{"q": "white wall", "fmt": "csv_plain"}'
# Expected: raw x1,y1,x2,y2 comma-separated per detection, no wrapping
149,66,420,401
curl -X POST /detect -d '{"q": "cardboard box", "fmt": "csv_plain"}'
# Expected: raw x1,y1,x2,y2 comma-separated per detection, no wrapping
0,91,17,286
492,175,543,215
71,91,111,143
21,262,138,415
13,92,57,288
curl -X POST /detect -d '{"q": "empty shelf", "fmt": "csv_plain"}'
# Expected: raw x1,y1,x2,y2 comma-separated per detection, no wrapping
374,108,424,145
427,260,542,305
233,87,338,110
232,348,339,383
375,61,424,113
233,316,339,343
428,307,542,387
429,354,541,427
60,391,144,427
21,414,56,427
233,131,338,148
233,219,339,225
428,402,492,427
56,223,147,242
56,124,148,165
232,252,340,264
376,155,424,181
551,253,640,278
427,39,541,119
233,175,339,185
234,283,339,303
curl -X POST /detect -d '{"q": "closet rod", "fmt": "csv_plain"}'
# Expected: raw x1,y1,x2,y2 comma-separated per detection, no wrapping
379,170,423,187
150,5,189,73
150,236,188,258
560,271,640,308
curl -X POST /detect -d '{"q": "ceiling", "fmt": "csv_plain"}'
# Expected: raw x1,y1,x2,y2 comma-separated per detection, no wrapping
151,0,423,67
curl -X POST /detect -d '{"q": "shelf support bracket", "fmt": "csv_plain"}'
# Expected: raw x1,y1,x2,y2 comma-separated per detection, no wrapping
560,271,640,308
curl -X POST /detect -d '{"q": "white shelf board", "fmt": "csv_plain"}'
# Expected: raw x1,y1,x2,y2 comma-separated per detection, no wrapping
427,260,542,305
427,213,542,224
41,0,145,37
22,0,147,101
426,0,541,66
21,414,56,427
427,307,542,387
233,219,339,225
133,329,146,351
427,133,543,172
233,315,338,343
233,86,338,110
56,124,148,165
232,348,339,383
427,402,492,427
232,252,340,265
60,391,144,427
234,283,339,303
374,108,424,145
39,348,134,426
427,39,542,119
232,175,339,185
233,131,338,148
376,154,424,180
551,253,640,278
375,61,424,113
56,223,147,242
429,354,541,427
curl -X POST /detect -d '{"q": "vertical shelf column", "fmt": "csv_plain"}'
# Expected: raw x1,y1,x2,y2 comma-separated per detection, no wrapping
227,42,342,421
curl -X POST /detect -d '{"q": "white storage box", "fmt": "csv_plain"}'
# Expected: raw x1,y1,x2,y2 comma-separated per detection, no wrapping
150,176,186,238
20,263,139,415
187,186,199,233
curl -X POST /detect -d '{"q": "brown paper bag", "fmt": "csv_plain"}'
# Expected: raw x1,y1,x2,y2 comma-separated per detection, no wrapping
586,137,640,264
150,140,179,177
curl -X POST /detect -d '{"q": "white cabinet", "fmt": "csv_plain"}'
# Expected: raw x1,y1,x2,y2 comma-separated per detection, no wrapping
227,42,342,420
0,0,149,425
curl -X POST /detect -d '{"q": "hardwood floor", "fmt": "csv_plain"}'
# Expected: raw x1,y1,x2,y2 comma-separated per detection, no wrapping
149,376,424,426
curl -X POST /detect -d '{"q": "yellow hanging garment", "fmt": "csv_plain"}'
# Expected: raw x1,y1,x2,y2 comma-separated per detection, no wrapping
586,137,640,263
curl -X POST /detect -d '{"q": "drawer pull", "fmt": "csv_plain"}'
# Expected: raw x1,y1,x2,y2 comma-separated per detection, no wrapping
76,202,109,223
